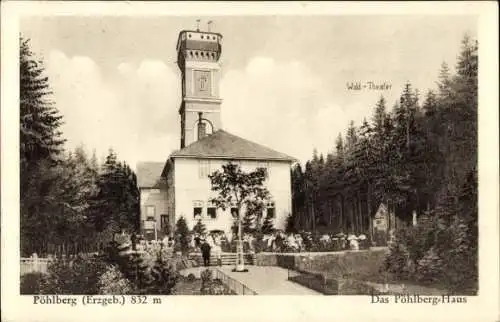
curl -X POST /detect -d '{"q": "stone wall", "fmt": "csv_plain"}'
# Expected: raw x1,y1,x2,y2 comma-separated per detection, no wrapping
255,248,389,280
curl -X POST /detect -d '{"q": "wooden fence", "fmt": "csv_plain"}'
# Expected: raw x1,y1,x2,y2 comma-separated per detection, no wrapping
20,257,51,276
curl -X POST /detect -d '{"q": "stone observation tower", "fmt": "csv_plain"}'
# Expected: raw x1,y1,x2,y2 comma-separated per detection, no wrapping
176,25,223,148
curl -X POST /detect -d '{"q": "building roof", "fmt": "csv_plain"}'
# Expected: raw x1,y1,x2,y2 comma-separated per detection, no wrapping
136,162,165,188
170,129,297,162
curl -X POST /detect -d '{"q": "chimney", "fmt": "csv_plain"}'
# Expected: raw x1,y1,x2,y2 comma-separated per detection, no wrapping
197,112,206,140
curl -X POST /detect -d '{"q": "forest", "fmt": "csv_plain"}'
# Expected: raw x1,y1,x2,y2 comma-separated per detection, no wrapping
20,37,140,257
289,34,478,239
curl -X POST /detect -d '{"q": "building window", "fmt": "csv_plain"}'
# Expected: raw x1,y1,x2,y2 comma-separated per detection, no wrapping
267,202,275,219
257,162,269,177
160,214,169,230
207,206,217,219
145,205,155,220
230,207,239,218
193,200,203,219
193,207,202,219
199,160,211,179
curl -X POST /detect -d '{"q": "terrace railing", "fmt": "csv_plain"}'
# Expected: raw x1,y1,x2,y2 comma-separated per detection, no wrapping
214,269,258,295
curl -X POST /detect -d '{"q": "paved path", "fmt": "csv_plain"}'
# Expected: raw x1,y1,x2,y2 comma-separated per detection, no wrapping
179,265,320,295
220,266,320,295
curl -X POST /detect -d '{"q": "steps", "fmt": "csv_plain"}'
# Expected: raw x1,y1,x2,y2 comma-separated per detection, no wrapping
188,252,256,266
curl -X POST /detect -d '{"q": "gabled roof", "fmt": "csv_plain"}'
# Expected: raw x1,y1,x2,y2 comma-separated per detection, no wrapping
136,162,165,188
170,130,297,162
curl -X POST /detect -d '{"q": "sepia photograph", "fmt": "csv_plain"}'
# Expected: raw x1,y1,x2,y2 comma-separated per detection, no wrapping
2,2,499,322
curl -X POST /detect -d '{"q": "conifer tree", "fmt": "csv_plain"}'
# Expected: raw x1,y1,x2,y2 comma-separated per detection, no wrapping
20,36,66,256
174,216,190,254
192,219,207,236
261,211,275,235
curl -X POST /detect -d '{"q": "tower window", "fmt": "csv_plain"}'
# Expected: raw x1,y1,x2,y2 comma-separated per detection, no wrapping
201,35,204,39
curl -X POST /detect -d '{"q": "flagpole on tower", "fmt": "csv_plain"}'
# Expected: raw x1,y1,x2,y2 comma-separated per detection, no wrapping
196,19,201,32
207,20,213,32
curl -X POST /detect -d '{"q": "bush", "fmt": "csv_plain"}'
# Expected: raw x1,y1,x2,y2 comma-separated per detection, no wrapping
42,257,108,294
103,240,178,295
138,255,178,295
20,272,53,294
384,214,478,294
98,265,135,295
198,270,234,295
192,219,207,236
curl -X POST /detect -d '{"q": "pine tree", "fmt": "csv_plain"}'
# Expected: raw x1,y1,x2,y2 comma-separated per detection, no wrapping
261,211,275,235
192,219,207,236
335,133,345,163
20,37,65,172
174,216,190,254
20,36,66,256
373,96,387,135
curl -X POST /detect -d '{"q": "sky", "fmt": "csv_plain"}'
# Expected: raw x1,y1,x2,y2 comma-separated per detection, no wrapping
20,15,477,168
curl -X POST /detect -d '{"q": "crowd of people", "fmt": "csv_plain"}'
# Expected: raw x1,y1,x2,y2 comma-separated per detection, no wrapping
187,230,371,255
257,231,369,252
119,229,372,267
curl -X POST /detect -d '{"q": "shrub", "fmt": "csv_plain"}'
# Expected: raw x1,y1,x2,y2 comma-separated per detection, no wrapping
20,272,53,294
43,257,108,294
98,265,135,295
200,268,213,283
139,254,178,295
187,273,196,282
415,246,444,283
206,279,235,295
384,214,478,294
103,240,178,295
192,219,207,236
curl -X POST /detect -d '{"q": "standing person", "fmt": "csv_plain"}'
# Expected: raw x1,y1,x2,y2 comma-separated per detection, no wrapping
131,232,137,251
200,238,211,267
194,233,201,248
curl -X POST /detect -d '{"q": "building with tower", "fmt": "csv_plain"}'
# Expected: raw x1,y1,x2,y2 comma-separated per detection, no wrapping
137,28,296,239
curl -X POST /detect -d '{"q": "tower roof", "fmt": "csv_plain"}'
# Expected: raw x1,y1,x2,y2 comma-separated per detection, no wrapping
176,30,222,53
169,130,297,162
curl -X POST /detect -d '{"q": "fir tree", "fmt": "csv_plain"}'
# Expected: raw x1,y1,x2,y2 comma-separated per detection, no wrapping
20,36,66,256
192,219,207,236
261,211,275,235
174,216,190,254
